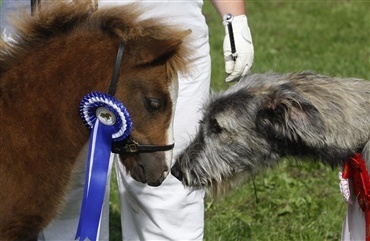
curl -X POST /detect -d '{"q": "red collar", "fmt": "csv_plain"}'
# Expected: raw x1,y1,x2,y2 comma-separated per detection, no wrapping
342,153,370,241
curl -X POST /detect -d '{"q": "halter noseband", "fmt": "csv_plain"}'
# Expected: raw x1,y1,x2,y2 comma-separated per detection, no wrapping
109,42,175,154
112,139,175,154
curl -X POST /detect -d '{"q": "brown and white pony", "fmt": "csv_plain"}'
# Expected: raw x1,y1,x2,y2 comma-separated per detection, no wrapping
0,2,190,240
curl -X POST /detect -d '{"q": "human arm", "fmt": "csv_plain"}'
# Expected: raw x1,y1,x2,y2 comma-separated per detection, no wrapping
210,0,246,16
210,0,254,82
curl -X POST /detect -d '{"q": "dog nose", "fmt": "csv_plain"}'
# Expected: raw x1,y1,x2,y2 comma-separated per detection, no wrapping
171,162,183,181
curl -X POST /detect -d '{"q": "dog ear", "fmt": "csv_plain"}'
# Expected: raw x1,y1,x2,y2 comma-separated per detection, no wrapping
256,84,325,143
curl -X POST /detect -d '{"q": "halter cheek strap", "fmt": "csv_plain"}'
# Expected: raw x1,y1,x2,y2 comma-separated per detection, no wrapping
30,0,41,16
108,42,175,154
108,41,125,96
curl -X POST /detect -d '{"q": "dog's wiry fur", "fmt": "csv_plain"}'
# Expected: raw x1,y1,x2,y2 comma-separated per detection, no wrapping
171,71,370,195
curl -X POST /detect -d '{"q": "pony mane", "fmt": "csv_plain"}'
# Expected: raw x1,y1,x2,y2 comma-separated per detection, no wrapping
0,1,190,75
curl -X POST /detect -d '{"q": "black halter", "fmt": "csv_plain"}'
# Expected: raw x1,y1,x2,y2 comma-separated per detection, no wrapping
30,0,40,16
109,42,175,153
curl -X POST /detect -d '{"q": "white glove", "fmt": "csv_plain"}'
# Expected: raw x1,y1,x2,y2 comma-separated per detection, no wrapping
223,15,254,82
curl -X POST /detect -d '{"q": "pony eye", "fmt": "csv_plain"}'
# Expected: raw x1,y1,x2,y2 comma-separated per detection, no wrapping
145,97,163,111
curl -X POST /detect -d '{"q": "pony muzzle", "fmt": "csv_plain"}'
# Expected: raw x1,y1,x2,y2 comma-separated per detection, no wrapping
112,138,174,186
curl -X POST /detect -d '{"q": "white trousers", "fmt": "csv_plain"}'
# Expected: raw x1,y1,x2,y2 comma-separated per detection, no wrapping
341,198,366,241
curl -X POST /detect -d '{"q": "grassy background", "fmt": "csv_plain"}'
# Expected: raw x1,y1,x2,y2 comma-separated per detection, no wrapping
113,1,370,240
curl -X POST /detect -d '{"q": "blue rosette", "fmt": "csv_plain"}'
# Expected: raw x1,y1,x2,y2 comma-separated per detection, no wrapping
79,92,132,141
76,92,132,241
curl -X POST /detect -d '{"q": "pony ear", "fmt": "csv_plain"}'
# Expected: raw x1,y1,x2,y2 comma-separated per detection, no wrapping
256,84,325,143
133,29,191,66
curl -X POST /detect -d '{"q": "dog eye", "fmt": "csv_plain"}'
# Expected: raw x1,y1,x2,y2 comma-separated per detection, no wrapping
210,118,222,134
145,98,163,111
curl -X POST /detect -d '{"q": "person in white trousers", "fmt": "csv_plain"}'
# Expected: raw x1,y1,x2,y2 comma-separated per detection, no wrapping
0,0,253,240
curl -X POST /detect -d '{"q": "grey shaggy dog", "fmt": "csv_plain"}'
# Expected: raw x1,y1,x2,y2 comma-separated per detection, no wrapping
171,71,370,194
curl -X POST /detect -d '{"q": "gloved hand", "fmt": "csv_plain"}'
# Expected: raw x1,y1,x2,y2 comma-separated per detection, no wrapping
223,14,254,82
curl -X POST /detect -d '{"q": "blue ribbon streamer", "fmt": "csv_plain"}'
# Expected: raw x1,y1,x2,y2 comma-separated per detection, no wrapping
76,92,132,241
75,120,114,241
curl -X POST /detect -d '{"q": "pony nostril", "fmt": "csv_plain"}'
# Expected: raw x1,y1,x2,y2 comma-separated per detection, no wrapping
137,164,146,181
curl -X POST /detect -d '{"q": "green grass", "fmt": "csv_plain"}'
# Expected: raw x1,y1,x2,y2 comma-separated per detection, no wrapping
205,0,370,91
110,1,370,240
203,161,346,241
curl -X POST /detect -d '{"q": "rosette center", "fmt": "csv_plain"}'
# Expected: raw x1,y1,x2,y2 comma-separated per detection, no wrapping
96,107,116,126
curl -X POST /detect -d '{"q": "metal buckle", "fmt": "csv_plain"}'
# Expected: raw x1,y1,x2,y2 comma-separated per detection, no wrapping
127,141,139,153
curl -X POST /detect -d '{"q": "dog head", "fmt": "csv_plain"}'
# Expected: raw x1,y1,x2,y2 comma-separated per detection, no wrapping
172,72,329,192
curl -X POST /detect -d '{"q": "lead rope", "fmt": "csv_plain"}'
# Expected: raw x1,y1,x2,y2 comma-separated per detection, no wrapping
252,176,259,204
